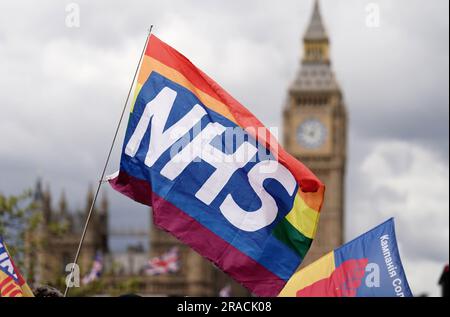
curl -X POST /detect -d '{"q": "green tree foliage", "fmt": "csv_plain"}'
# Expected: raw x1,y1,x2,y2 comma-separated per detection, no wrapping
0,190,41,266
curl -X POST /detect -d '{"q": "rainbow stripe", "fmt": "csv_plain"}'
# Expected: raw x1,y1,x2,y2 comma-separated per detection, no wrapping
109,35,325,296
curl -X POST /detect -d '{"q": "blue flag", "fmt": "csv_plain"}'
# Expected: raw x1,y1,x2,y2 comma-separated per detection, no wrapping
279,218,413,297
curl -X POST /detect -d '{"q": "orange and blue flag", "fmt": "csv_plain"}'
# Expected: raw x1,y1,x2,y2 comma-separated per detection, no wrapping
109,35,325,296
279,218,413,297
0,236,34,297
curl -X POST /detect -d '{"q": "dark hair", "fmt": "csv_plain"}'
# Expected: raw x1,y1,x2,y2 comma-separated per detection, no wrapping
119,293,141,297
33,285,64,297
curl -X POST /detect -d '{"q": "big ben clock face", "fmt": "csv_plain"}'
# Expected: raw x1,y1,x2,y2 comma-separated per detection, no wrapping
296,119,327,149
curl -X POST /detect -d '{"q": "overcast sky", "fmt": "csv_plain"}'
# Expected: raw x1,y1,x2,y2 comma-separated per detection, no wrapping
0,0,448,296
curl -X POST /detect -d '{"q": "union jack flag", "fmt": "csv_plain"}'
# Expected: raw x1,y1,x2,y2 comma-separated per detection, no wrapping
145,247,180,275
0,236,34,297
82,253,103,285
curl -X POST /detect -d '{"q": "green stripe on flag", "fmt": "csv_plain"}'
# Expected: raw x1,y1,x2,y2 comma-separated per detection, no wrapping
273,218,313,259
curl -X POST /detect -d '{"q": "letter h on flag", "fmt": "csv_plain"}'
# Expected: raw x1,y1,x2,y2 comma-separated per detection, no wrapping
108,34,325,297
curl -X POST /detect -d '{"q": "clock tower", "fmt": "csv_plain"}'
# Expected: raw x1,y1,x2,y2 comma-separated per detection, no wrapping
283,0,347,265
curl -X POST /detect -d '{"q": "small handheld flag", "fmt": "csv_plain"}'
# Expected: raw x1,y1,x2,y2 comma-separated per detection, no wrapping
145,247,180,276
219,284,232,297
82,253,103,285
279,218,413,297
109,34,325,296
0,236,34,297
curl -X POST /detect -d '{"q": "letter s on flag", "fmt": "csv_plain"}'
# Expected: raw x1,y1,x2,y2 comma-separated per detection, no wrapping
220,161,297,232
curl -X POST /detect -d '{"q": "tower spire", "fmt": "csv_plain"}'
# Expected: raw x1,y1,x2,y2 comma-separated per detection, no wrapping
304,0,328,41
59,190,68,215
289,0,339,93
300,0,330,64
34,177,43,202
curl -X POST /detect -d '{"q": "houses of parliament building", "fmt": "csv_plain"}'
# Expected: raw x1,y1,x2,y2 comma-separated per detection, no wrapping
26,0,346,296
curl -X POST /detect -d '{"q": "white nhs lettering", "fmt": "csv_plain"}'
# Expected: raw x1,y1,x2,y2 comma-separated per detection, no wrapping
125,87,206,167
125,87,296,232
0,242,18,280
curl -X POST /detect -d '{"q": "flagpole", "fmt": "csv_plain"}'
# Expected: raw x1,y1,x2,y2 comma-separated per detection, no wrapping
64,26,153,297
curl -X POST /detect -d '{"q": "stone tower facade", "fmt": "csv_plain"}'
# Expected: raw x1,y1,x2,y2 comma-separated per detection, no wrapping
24,179,109,286
283,0,347,265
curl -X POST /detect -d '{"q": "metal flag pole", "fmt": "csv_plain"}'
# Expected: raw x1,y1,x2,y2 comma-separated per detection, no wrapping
64,25,153,297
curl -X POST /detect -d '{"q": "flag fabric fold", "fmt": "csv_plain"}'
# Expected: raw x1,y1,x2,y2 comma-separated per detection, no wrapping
278,218,413,297
109,34,325,296
0,236,34,297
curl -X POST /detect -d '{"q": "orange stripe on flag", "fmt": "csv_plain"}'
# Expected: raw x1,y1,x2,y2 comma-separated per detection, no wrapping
298,185,325,213
136,55,237,124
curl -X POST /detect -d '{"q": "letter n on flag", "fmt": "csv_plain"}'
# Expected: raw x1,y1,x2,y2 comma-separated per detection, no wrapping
108,34,325,296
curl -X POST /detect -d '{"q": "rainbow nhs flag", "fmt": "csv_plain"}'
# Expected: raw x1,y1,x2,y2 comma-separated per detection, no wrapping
109,35,325,296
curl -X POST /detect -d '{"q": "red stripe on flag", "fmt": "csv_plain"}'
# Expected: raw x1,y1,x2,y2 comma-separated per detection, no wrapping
8,288,23,297
0,276,13,289
1,283,17,297
146,36,224,104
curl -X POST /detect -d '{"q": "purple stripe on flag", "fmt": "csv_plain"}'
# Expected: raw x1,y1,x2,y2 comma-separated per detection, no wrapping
109,171,152,206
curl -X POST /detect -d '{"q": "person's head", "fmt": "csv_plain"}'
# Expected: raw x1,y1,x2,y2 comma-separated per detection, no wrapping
33,285,63,297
